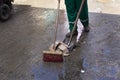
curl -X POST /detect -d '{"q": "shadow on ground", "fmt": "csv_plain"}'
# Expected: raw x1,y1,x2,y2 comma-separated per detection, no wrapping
0,4,120,80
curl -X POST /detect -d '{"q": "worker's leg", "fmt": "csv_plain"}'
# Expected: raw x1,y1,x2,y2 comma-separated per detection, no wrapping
75,0,89,29
65,0,77,32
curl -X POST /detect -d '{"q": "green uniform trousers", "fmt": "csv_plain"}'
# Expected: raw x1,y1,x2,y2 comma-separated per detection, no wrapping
65,0,89,31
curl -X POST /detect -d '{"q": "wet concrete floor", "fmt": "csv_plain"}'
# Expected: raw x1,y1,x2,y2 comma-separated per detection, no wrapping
0,0,120,80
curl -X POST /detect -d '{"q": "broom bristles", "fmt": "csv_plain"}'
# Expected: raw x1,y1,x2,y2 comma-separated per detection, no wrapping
43,51,63,62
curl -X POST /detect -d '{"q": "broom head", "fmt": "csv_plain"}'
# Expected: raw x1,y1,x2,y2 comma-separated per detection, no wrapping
43,50,63,62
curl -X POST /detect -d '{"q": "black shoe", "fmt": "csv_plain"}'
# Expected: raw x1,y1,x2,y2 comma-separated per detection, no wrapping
84,26,90,32
66,31,78,37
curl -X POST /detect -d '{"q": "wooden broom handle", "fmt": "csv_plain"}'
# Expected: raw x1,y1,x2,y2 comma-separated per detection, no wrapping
53,0,60,50
68,0,86,46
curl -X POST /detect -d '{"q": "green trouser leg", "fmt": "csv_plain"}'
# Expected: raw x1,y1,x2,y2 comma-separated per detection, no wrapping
65,0,89,32
76,0,89,27
65,0,77,31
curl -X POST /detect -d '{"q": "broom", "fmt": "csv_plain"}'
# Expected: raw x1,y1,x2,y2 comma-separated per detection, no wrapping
43,0,63,62
67,0,86,51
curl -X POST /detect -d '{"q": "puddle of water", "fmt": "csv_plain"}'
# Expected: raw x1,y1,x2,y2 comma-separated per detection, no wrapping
30,63,63,80
107,65,118,77
83,58,90,69
102,48,111,55
38,10,56,25
98,77,117,80
91,65,100,73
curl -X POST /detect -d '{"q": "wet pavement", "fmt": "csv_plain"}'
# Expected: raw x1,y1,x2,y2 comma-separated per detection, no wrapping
0,0,120,80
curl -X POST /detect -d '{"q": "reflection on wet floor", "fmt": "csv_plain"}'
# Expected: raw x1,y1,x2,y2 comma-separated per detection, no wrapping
31,63,63,80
